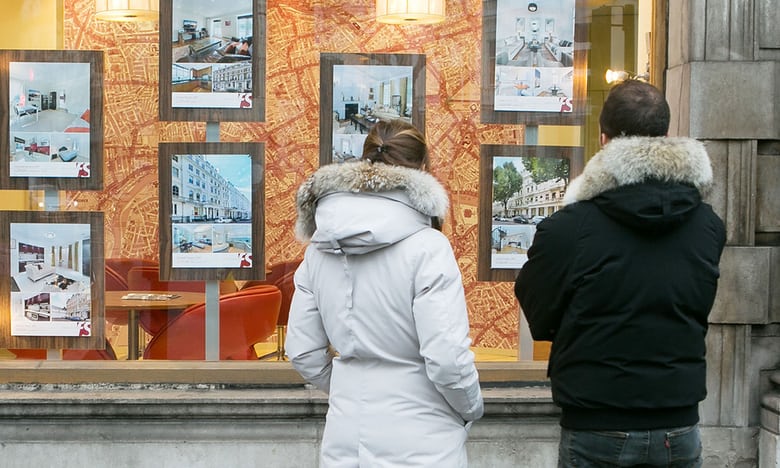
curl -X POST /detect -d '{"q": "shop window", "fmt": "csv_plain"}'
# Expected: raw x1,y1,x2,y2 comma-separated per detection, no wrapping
0,0,665,386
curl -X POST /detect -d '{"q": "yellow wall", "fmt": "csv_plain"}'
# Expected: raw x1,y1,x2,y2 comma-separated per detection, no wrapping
538,126,582,147
0,0,61,49
0,0,61,210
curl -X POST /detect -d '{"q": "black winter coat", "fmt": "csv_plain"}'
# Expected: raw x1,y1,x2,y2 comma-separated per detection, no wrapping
515,136,726,431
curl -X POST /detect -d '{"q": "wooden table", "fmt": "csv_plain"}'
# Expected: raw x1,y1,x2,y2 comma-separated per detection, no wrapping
105,291,204,360
349,115,377,134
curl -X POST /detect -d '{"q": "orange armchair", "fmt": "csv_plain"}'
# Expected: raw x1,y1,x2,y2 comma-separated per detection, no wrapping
105,264,129,326
241,260,302,360
142,285,281,360
105,258,158,283
105,257,159,328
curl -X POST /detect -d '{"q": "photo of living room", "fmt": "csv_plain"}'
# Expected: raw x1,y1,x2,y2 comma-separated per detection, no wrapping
331,64,414,163
9,222,93,337
7,60,92,177
170,0,253,109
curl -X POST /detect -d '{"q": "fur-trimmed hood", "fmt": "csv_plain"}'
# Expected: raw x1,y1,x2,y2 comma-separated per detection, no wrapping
564,136,713,204
563,137,715,233
295,160,449,254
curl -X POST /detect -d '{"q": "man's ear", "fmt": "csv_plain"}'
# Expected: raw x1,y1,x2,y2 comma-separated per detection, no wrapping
599,133,610,146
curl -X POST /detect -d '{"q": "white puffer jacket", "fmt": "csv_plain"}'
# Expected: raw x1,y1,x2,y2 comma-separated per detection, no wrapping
286,160,484,468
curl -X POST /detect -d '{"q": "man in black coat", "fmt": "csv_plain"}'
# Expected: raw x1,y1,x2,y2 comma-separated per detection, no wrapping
514,80,726,467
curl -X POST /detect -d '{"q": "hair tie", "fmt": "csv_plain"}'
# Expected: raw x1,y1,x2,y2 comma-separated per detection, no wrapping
376,145,386,154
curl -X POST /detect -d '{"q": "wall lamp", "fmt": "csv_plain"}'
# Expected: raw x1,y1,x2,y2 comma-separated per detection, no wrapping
528,3,538,12
376,0,446,25
605,69,649,84
95,0,158,22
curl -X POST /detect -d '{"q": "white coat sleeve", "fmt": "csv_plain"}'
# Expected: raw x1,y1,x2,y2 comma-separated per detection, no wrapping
284,255,333,394
412,232,484,422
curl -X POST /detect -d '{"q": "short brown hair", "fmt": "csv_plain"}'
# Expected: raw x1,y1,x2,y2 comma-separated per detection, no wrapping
599,80,670,139
361,119,429,171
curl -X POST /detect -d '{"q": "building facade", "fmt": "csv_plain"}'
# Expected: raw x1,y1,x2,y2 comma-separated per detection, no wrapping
0,0,778,466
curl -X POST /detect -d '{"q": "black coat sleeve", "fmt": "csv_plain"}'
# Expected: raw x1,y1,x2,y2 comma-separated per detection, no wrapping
514,207,580,341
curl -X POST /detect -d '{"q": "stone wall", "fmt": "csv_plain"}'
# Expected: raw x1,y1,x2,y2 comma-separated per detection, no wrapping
0,385,760,467
667,1,780,466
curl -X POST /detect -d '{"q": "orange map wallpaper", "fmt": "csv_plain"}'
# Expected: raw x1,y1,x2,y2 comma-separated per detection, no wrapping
62,0,526,351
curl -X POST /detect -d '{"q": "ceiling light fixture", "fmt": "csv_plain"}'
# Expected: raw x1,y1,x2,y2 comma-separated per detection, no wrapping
528,2,538,12
376,0,446,25
95,0,159,22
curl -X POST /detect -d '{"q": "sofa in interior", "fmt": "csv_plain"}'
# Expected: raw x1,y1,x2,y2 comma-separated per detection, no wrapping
25,263,56,282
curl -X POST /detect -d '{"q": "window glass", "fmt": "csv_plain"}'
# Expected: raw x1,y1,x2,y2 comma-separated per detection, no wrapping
236,14,252,39
0,1,662,375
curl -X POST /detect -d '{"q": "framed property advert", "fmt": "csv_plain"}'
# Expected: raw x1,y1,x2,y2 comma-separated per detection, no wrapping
0,49,104,190
159,0,266,122
320,53,426,165
0,210,104,350
158,142,264,281
478,144,584,282
481,0,587,125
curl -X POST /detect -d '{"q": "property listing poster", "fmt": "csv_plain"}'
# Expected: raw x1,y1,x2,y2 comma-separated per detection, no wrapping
490,155,570,269
493,0,576,113
9,222,93,337
170,0,254,109
170,153,253,269
8,61,92,178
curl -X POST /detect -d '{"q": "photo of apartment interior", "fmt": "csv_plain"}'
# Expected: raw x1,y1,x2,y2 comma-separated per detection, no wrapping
172,63,214,92
10,225,92,298
172,1,253,64
174,224,251,254
23,293,52,322
495,6,574,69
8,62,91,134
332,66,413,134
331,65,414,162
11,132,87,163
22,289,90,323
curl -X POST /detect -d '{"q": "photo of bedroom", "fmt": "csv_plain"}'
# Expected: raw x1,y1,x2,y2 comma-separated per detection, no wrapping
9,222,93,337
170,0,254,109
331,64,414,163
8,60,92,177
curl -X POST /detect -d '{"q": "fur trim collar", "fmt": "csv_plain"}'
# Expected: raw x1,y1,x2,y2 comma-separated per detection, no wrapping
295,160,449,241
564,137,713,204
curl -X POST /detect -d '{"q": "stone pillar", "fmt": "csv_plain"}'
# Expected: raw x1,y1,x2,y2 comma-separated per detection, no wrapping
666,0,780,466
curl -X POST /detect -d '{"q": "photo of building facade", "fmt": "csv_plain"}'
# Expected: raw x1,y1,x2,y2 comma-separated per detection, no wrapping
170,154,250,224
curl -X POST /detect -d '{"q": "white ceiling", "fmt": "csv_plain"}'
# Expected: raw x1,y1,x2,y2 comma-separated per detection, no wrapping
12,223,92,248
8,61,89,87
172,0,252,18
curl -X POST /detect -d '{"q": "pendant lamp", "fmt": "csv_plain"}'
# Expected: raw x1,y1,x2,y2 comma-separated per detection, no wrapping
376,0,446,24
95,0,159,22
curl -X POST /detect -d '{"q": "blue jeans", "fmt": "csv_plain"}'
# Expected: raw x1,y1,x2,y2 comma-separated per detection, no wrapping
558,425,702,467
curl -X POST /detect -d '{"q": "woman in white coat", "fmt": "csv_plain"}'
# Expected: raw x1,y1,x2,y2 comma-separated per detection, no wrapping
286,119,484,467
